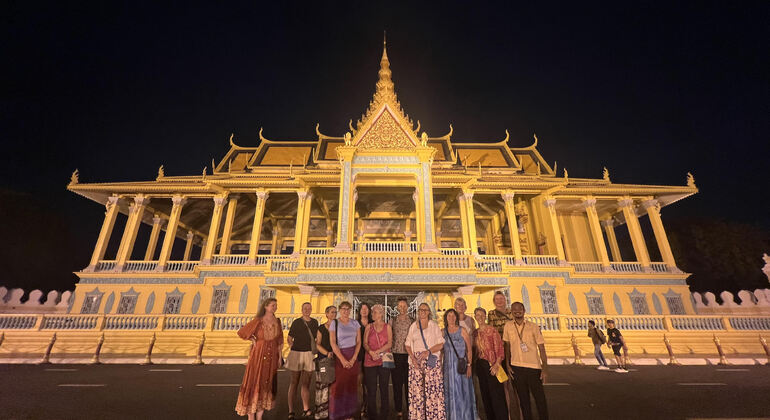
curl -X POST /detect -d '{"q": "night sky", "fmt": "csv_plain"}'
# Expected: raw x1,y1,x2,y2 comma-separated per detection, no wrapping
2,2,768,292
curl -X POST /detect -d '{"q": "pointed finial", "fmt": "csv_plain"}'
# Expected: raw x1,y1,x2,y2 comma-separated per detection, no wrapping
375,33,394,99
157,165,165,180
563,168,569,180
603,167,610,182
686,172,696,188
211,158,216,172
229,133,235,146
69,169,79,185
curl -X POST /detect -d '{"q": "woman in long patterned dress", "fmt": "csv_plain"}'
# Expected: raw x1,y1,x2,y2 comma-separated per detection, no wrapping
405,303,446,420
235,298,283,420
315,305,337,420
329,300,361,420
443,309,476,420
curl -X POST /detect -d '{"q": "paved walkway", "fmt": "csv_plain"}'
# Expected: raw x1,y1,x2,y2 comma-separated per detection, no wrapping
0,364,769,419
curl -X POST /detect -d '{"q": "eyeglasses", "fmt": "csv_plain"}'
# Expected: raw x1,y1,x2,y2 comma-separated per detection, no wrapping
340,307,351,311
418,309,430,313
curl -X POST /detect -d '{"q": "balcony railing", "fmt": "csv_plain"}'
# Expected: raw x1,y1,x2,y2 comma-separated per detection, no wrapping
352,241,421,253
610,262,644,272
571,262,603,273
166,261,198,272
522,255,560,266
94,261,116,272
3,313,769,333
211,255,248,265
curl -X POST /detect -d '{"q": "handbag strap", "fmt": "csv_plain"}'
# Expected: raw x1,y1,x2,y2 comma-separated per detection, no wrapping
372,323,383,349
418,320,431,353
445,327,465,359
303,319,316,350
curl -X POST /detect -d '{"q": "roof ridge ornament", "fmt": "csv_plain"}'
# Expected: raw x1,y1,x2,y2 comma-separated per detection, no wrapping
157,165,165,180
686,172,696,188
603,167,611,183
69,169,79,185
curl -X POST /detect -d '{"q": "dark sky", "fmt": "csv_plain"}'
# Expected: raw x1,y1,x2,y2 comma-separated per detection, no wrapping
2,2,768,291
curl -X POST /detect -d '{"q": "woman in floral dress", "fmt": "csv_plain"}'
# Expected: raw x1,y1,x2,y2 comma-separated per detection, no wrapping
405,303,446,420
235,298,283,420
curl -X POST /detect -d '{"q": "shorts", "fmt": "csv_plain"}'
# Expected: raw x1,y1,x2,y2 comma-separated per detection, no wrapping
611,344,623,356
286,350,315,372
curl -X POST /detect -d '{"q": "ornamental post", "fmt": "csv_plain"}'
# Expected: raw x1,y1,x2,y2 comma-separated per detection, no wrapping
144,215,164,261
334,145,356,252
183,231,195,261
86,195,120,272
543,196,566,264
219,195,240,255
247,190,269,264
502,191,523,264
617,198,651,270
292,190,313,256
458,191,479,255
601,218,622,262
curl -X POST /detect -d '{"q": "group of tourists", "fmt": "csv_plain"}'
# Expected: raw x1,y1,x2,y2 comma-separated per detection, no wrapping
234,291,551,420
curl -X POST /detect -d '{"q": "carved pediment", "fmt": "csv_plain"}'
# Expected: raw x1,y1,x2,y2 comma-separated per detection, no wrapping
355,106,416,150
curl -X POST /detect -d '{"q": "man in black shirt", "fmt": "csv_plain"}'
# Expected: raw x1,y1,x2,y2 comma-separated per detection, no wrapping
287,302,319,418
605,319,628,373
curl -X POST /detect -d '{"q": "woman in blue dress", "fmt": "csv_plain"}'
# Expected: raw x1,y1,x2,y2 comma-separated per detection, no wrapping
443,308,476,420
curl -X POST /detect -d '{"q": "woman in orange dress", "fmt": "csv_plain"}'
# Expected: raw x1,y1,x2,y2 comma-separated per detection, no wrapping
235,298,284,419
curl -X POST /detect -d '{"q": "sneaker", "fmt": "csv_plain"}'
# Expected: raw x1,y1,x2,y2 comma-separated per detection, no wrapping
597,365,610,370
614,368,628,373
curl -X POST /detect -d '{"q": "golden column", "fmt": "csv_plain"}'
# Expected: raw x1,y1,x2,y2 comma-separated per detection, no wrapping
334,145,356,252
219,195,239,255
183,231,195,261
270,229,280,255
618,197,651,269
642,199,677,271
326,229,334,247
201,195,227,264
458,191,479,255
582,197,611,270
543,196,567,264
114,195,150,270
502,191,523,264
404,218,412,242
144,215,163,261
601,218,623,262
157,195,187,270
293,190,313,256
416,146,438,252
86,195,120,271
247,190,269,264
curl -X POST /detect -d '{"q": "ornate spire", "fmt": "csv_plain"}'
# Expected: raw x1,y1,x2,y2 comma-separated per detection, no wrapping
375,32,394,101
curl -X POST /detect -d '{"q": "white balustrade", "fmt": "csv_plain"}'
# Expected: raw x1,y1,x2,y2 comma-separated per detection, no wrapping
352,241,421,253
526,315,560,331
95,261,116,272
104,315,159,330
418,255,469,269
271,259,299,272
362,256,413,269
522,255,560,266
164,315,207,330
475,256,503,273
123,261,159,272
0,315,38,329
610,262,644,273
650,262,669,273
563,316,602,331
305,255,357,269
669,316,724,330
41,315,98,330
571,262,603,273
728,317,770,330
440,248,470,256
615,316,666,330
213,315,253,330
211,255,248,265
166,261,199,272
302,248,334,255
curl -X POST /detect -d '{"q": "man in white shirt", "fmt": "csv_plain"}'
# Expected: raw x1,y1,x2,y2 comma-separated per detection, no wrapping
503,302,549,420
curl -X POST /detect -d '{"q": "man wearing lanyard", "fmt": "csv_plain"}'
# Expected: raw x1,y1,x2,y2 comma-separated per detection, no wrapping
503,302,549,420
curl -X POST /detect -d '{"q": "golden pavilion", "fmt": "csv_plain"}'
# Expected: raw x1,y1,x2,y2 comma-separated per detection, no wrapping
66,39,699,324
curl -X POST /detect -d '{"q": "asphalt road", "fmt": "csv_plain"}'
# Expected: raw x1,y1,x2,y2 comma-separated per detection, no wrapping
0,363,768,420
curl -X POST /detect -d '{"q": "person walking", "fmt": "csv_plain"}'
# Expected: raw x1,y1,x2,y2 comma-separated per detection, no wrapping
287,302,319,420
405,303,446,420
363,304,392,420
314,305,337,420
473,308,509,420
503,302,549,420
389,297,413,418
587,320,609,370
357,302,373,419
605,320,628,373
235,298,283,420
329,301,361,420
443,309,475,420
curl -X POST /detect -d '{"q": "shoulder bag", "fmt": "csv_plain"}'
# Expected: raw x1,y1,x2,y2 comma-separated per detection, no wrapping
315,321,336,385
372,323,395,369
418,321,438,368
445,328,468,375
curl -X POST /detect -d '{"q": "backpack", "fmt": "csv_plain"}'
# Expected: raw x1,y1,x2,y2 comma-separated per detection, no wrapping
596,328,607,344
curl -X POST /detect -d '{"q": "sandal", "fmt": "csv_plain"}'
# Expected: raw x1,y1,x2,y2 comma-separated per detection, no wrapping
288,413,295,420
302,409,313,419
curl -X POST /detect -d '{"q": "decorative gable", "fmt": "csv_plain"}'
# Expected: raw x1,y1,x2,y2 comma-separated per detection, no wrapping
355,106,416,150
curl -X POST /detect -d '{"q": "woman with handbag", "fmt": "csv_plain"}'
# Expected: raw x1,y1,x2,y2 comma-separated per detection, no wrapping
405,303,446,420
234,298,283,420
473,308,509,420
443,309,476,420
329,301,361,420
363,304,393,420
314,305,337,420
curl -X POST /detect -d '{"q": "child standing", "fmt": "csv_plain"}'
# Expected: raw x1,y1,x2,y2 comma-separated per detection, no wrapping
605,320,628,373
